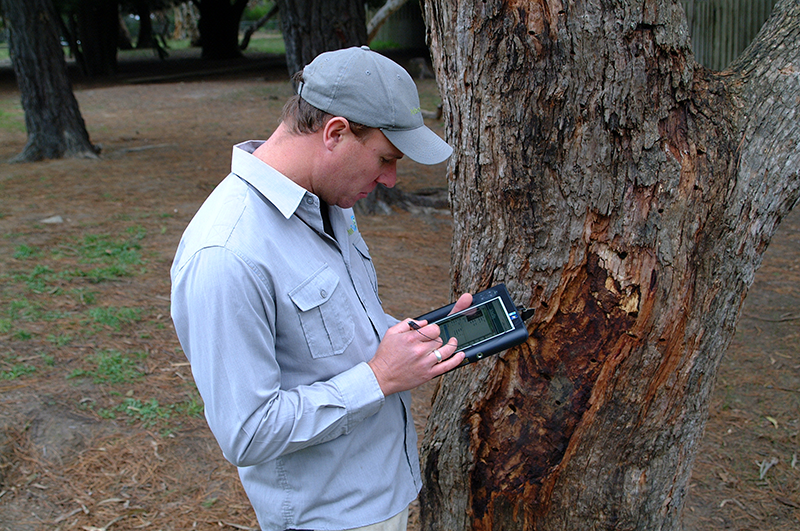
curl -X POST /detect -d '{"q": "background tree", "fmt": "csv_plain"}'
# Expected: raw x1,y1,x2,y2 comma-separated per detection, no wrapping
59,0,121,76
172,0,200,44
194,0,248,59
1,0,97,162
419,0,799,530
276,0,368,76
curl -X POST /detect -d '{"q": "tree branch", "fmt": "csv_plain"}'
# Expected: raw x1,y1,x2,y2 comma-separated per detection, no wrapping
240,4,279,50
367,0,409,43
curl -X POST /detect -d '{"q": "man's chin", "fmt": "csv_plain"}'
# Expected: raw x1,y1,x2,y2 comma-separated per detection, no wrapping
339,193,369,209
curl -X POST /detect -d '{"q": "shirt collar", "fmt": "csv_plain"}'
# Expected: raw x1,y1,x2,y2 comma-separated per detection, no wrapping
231,140,309,219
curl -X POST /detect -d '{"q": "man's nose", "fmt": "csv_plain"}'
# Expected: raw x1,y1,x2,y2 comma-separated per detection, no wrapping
377,163,397,188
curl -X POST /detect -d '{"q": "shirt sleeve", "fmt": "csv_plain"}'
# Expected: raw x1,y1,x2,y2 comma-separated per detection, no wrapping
170,245,385,468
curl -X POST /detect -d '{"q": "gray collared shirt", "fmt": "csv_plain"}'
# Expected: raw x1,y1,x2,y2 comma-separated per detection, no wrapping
170,141,421,531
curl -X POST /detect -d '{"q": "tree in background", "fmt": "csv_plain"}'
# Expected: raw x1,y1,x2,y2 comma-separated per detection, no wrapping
59,0,120,76
1,0,97,162
419,0,799,529
194,0,248,59
276,0,368,76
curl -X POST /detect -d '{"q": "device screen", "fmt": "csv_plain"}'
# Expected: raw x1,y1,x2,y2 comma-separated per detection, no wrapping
435,297,513,350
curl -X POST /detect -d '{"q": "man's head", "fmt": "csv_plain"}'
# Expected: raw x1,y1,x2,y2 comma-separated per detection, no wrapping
291,46,452,165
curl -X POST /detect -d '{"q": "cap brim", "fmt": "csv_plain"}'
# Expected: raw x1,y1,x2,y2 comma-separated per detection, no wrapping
382,126,453,165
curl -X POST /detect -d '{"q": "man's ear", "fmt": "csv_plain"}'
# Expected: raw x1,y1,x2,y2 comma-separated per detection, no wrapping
322,117,351,151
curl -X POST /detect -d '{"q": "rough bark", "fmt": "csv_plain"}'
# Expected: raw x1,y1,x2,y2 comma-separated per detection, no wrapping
419,0,800,530
1,0,98,162
276,0,368,76
195,0,249,60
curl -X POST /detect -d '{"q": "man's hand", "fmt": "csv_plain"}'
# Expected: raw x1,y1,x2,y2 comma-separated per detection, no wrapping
368,293,473,396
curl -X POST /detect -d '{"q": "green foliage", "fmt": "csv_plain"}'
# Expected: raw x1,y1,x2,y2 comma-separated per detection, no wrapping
0,363,37,380
95,394,204,430
47,333,73,347
78,226,145,266
4,297,43,321
242,1,275,21
0,352,39,380
13,244,40,260
70,288,97,306
68,349,146,384
13,330,32,341
241,33,285,54
7,228,148,299
0,107,25,133
369,40,403,51
115,398,171,427
85,306,142,331
16,264,55,293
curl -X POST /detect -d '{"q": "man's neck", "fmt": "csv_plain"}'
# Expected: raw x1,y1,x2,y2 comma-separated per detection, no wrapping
252,122,321,195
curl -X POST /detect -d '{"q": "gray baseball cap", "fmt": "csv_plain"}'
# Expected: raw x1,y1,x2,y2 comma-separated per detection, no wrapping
297,46,453,165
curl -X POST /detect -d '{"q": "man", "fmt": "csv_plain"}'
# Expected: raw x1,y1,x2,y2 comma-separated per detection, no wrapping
170,46,472,531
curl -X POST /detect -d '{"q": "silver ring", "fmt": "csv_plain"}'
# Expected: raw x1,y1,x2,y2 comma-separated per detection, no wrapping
433,349,442,363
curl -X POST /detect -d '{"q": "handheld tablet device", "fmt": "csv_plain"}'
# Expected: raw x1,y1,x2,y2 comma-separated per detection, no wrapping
415,283,529,369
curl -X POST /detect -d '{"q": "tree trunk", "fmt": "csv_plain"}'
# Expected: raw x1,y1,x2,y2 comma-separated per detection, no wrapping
419,0,800,529
1,0,98,162
134,0,156,49
173,2,201,44
74,0,120,77
196,0,248,60
276,0,368,76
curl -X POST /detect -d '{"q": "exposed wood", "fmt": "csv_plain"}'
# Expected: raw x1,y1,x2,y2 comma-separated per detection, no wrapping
419,0,800,529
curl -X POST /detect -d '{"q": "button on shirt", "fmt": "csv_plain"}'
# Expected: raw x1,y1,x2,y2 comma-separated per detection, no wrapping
170,141,421,531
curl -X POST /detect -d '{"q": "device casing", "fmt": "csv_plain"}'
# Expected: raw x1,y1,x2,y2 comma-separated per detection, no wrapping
415,283,529,369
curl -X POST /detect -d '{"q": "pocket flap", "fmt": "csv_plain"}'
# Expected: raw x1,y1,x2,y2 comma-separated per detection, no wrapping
289,265,340,312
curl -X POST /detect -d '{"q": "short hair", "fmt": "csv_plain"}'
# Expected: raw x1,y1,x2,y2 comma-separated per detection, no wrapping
281,70,373,139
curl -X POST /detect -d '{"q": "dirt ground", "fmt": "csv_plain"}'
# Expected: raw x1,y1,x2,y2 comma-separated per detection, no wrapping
0,51,797,531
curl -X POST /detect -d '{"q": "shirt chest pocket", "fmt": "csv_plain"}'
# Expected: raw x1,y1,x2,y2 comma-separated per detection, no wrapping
289,265,355,358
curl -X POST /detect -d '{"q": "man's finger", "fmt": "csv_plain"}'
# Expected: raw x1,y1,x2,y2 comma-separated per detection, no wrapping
448,293,473,315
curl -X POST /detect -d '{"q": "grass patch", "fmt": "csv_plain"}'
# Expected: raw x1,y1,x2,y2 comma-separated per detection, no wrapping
6,228,148,297
15,264,55,293
68,349,146,384
241,32,285,54
95,395,204,431
13,244,41,260
0,352,40,380
0,363,37,380
0,106,25,133
77,226,146,265
85,306,142,331
47,333,73,347
4,297,43,321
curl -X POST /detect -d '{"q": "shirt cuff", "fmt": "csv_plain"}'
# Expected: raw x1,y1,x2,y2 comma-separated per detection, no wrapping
331,362,385,430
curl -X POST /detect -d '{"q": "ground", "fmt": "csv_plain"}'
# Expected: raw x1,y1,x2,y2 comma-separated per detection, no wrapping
0,50,797,531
